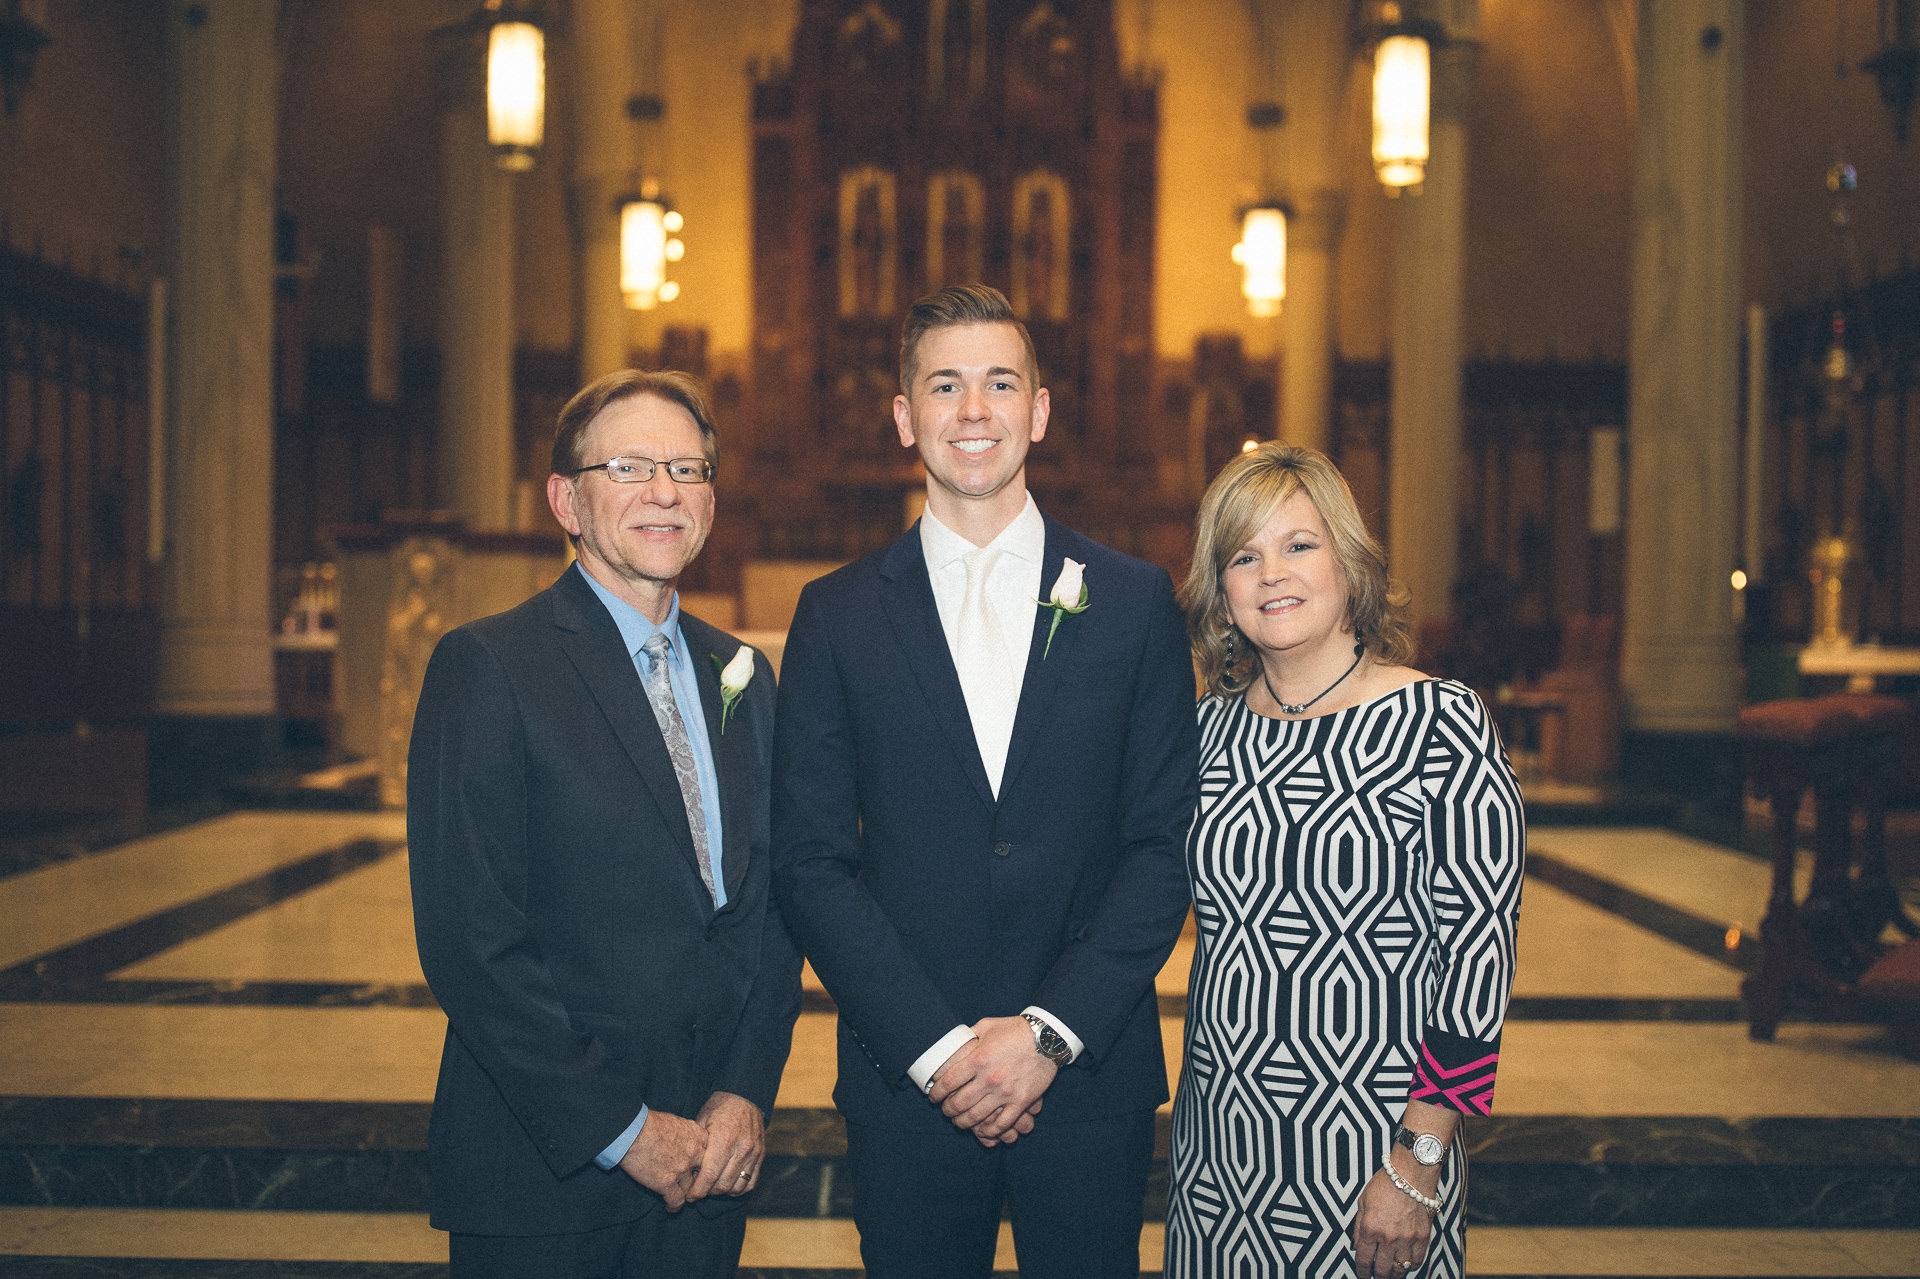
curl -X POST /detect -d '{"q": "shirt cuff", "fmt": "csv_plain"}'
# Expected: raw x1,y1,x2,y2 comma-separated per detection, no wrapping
594,1105,650,1170
907,1025,977,1094
1022,1006,1083,1064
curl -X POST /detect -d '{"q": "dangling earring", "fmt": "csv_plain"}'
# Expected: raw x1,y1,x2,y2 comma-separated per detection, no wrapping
1225,628,1238,662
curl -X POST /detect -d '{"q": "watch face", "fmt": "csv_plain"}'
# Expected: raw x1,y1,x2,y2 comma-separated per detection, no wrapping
1411,1133,1445,1166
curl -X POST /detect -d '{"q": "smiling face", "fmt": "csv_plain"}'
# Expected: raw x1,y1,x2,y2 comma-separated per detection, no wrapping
546,392,714,619
1221,489,1354,662
893,322,1049,533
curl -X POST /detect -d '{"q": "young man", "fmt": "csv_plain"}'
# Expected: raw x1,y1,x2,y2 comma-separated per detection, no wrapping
773,286,1200,1277
409,370,799,1278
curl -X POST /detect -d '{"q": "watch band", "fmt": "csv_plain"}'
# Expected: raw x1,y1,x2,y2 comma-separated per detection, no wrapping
1020,1012,1072,1065
1393,1123,1447,1167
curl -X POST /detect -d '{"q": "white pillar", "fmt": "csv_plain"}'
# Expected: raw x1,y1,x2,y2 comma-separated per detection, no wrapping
1621,0,1744,731
573,0,642,381
1280,189,1343,453
1271,0,1350,455
157,0,279,721
439,74,517,531
1387,30,1474,628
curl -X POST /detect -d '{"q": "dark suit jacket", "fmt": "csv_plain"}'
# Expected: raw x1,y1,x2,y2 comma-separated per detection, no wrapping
408,562,799,1235
772,516,1199,1130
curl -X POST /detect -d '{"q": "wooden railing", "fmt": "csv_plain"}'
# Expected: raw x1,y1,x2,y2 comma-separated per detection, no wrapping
0,244,156,728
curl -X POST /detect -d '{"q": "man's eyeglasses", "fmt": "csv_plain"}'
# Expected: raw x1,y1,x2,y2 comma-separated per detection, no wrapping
569,457,714,485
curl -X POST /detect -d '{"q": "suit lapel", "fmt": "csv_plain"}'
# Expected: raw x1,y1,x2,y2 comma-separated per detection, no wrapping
877,529,996,809
683,616,754,907
549,566,704,888
1000,517,1081,800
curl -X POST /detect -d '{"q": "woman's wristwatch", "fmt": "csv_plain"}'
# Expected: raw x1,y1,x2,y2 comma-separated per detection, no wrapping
1393,1123,1447,1167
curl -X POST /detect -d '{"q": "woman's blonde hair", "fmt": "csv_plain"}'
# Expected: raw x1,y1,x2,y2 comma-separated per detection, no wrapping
1179,442,1413,697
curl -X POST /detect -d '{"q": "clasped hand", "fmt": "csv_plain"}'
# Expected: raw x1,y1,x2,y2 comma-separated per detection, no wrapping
616,1090,765,1212
926,1016,1054,1147
1351,1150,1439,1277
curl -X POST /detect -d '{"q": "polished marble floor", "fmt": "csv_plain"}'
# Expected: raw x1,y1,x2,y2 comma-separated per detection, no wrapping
1,808,1917,1276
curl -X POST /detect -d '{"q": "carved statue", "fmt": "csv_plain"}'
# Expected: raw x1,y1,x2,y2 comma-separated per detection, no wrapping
378,539,451,808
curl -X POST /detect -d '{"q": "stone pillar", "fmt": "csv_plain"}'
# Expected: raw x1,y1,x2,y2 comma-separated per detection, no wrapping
1621,0,1743,731
438,44,516,531
1280,190,1344,453
1387,28,1475,628
1271,0,1350,455
155,0,280,788
573,0,642,382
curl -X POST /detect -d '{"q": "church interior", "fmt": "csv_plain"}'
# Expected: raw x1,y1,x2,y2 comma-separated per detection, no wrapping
3,0,1920,1274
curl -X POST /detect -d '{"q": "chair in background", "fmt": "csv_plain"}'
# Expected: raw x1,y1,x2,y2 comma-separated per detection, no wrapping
1507,613,1622,781
1737,693,1920,1055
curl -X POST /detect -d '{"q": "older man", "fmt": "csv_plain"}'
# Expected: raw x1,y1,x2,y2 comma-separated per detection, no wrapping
409,370,799,1278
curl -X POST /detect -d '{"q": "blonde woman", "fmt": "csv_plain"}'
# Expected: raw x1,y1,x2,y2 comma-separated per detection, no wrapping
1165,443,1524,1279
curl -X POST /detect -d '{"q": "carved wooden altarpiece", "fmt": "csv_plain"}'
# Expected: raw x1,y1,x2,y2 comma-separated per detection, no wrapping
746,0,1163,564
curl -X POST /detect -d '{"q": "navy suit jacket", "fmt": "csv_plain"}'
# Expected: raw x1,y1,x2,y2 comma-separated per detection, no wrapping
408,563,800,1235
772,516,1199,1129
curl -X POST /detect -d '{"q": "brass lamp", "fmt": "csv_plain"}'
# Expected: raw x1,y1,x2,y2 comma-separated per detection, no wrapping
1231,205,1287,319
1370,4,1441,195
620,182,685,310
486,13,545,171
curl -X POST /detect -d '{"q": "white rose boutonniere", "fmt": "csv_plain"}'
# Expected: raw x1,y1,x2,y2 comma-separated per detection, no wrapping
712,645,755,733
1037,558,1090,659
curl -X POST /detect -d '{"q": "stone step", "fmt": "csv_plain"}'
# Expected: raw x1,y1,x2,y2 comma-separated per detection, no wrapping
4,1100,1914,1230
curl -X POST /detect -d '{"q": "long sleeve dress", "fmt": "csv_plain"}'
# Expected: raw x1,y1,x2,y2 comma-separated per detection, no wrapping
1166,678,1525,1279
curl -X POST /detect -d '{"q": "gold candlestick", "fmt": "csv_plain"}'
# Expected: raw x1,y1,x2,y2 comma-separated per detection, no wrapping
1808,535,1853,649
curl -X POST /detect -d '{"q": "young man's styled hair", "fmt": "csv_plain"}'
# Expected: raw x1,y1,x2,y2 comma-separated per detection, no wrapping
897,285,1040,393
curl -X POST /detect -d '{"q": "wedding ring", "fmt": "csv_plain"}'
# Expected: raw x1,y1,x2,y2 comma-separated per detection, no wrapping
737,1170,750,1180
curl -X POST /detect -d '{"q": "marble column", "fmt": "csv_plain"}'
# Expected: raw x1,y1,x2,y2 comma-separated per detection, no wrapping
1387,25,1475,629
438,43,516,531
1280,190,1344,453
1621,0,1743,731
156,0,279,736
572,0,642,382
1271,0,1349,455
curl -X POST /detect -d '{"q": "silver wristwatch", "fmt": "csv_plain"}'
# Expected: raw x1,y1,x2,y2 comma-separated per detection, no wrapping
1393,1123,1447,1167
1021,1013,1073,1066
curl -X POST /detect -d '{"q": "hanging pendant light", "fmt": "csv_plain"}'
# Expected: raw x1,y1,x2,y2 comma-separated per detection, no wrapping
1231,205,1287,318
486,16,545,171
1372,30,1430,194
620,184,685,309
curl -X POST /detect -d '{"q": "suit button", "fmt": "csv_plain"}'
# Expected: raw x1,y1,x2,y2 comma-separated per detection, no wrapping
994,841,1012,857
705,923,718,941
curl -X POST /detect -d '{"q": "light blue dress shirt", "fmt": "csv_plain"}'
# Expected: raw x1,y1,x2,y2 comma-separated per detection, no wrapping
579,569,728,1169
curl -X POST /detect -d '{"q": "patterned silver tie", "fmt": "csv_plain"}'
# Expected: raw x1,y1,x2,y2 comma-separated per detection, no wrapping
641,632,716,903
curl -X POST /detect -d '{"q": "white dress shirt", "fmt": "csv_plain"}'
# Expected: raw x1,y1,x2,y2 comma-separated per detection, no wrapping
906,495,1084,1090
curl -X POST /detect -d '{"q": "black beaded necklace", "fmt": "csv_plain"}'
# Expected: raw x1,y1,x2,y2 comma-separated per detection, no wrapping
1260,642,1365,716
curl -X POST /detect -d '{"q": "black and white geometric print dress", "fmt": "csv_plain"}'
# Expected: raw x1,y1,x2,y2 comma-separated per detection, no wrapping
1166,679,1524,1279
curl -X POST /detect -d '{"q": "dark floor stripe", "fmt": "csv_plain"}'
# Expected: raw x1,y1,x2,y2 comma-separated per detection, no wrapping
0,838,1847,1022
0,839,403,1002
9,1102,1914,1166
0,1267,1900,1279
35,979,440,1008
1524,850,1763,974
0,801,234,885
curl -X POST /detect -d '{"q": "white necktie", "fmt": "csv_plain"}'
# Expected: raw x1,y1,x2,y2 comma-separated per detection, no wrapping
955,546,1019,796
